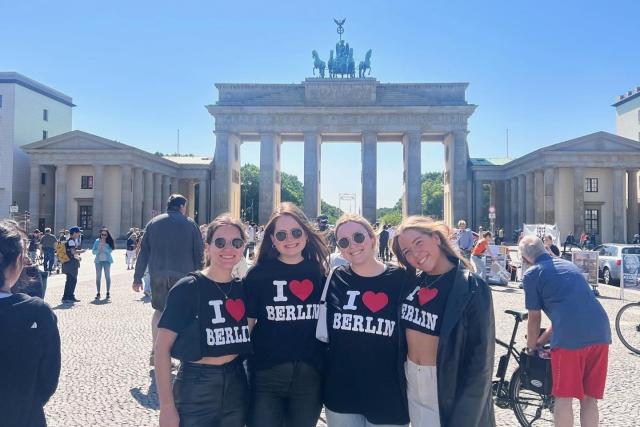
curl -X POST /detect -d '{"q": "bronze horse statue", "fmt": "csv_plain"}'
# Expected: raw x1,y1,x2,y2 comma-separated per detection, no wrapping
312,50,326,78
358,49,372,78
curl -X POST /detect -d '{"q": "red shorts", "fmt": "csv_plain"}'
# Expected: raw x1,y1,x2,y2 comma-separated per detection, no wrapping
551,344,609,400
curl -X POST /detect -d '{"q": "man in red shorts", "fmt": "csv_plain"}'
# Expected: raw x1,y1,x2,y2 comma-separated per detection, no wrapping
519,235,611,427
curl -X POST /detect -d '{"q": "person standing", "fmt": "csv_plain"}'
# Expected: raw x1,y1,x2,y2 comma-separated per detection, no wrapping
61,227,84,303
155,214,252,427
393,216,495,427
92,228,115,300
471,231,492,281
519,235,611,427
0,219,61,427
40,228,57,274
323,214,409,427
543,234,560,257
132,194,204,365
125,229,137,270
379,224,390,262
245,203,329,427
454,220,474,258
28,230,41,264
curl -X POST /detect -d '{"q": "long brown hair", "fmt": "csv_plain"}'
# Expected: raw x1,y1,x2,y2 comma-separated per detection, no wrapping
204,213,247,267
391,215,474,276
256,202,329,275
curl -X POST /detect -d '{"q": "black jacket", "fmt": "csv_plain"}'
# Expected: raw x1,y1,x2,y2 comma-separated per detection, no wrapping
400,262,496,427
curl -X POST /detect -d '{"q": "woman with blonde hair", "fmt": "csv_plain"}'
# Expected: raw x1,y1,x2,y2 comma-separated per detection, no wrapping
245,202,329,427
392,216,495,427
322,213,409,427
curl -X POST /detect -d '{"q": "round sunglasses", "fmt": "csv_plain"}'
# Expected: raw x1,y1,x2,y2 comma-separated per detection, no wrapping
213,237,245,249
337,231,367,249
274,228,304,242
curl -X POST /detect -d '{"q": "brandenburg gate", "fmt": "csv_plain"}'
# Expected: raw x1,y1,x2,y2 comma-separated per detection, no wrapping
206,21,476,226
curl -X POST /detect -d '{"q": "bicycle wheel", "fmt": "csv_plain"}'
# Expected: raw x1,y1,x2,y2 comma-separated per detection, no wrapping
616,302,640,355
509,368,554,426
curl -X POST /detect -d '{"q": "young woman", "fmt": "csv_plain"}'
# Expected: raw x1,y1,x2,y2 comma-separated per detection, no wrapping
155,214,252,427
392,216,495,427
0,220,61,427
92,228,115,300
323,214,409,427
471,231,492,281
543,234,560,257
245,202,329,427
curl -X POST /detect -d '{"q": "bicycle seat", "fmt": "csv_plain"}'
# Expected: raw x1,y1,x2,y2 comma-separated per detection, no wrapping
504,309,528,322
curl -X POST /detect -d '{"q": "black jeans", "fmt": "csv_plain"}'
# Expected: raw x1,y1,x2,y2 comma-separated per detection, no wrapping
249,361,322,427
173,359,248,427
62,274,77,299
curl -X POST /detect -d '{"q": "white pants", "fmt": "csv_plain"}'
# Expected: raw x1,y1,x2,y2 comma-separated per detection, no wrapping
126,250,136,267
405,359,440,427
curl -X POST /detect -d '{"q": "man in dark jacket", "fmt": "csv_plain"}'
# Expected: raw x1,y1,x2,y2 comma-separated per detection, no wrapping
132,194,204,365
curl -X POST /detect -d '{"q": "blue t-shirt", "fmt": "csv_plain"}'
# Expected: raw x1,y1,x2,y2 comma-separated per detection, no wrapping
523,254,611,350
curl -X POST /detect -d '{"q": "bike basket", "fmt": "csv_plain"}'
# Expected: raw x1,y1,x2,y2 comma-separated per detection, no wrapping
519,351,553,395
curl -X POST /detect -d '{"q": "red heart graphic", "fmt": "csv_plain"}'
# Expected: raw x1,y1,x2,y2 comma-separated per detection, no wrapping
289,279,314,302
418,288,438,306
362,291,388,313
225,298,245,322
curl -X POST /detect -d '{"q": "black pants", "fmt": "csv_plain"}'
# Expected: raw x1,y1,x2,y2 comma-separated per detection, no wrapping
379,243,389,261
62,273,77,299
173,359,248,427
249,361,322,427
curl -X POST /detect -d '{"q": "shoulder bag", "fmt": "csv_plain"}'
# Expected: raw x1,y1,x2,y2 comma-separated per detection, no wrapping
170,273,202,362
316,267,337,343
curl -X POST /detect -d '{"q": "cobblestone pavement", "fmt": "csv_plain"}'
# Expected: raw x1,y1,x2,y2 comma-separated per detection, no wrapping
41,250,640,426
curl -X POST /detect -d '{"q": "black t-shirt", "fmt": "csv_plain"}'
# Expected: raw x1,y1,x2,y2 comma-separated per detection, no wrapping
324,264,409,425
401,267,456,337
158,273,252,358
245,258,325,371
126,236,137,251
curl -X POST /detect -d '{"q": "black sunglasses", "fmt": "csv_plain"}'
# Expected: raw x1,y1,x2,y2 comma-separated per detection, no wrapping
337,232,367,249
100,233,108,237
274,228,304,242
213,237,245,249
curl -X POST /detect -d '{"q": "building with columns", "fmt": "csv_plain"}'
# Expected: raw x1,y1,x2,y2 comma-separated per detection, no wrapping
470,132,640,244
22,131,212,238
614,85,640,142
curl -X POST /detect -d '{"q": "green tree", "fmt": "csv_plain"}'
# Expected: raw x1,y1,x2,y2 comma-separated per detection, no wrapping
280,171,304,206
321,201,343,224
240,164,260,222
421,172,444,219
380,211,402,226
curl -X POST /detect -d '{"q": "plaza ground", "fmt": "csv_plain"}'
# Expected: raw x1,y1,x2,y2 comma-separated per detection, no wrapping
41,250,640,426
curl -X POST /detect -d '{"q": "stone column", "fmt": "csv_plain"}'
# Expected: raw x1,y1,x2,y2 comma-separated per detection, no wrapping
444,131,470,223
511,177,519,232
93,164,105,231
544,168,555,224
132,168,143,229
54,165,68,232
198,176,208,225
153,173,162,213
120,165,133,237
142,170,153,225
213,131,241,218
613,169,626,242
504,179,512,240
259,132,281,225
518,174,526,227
361,131,377,223
303,131,321,219
534,170,544,223
402,131,422,216
525,172,535,223
170,177,179,195
161,175,171,209
29,162,40,228
473,178,483,231
573,167,585,236
628,169,639,242
493,180,505,231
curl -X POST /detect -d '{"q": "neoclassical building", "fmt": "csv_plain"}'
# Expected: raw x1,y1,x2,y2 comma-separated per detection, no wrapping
23,131,211,237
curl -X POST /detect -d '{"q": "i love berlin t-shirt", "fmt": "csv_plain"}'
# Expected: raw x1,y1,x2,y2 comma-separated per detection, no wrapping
158,273,252,358
245,258,325,371
323,264,409,425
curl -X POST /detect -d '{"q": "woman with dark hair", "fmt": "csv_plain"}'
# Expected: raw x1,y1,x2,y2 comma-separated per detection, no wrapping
245,202,329,427
0,219,61,427
392,216,495,427
322,213,409,427
155,213,252,427
92,228,115,300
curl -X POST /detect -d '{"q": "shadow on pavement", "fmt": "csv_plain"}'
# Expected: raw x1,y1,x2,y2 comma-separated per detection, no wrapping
90,298,111,305
52,302,76,310
130,369,164,410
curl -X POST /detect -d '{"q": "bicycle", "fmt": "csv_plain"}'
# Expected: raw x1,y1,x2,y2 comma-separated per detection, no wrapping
615,301,640,355
493,309,555,426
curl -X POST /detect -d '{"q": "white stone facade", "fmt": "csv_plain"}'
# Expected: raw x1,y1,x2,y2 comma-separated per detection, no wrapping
614,87,640,141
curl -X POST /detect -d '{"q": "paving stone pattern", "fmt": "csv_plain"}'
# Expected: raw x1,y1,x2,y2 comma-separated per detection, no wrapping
42,250,640,426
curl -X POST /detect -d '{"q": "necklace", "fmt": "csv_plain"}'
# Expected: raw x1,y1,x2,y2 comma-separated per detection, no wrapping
422,273,446,289
212,279,233,300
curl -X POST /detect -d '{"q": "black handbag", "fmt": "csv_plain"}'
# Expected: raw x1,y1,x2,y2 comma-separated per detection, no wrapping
170,274,202,362
519,350,553,395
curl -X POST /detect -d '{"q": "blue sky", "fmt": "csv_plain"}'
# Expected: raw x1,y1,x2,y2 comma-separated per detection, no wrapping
3,0,639,210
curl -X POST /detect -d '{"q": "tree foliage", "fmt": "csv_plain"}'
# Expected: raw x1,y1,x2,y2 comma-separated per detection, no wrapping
280,171,304,206
375,171,444,221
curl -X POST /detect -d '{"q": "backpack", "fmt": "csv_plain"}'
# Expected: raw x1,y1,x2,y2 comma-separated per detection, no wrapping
56,241,71,264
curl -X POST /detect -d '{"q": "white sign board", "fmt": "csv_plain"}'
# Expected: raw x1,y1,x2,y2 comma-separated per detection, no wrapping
9,205,18,213
523,224,560,243
572,251,599,286
485,245,510,284
621,252,640,299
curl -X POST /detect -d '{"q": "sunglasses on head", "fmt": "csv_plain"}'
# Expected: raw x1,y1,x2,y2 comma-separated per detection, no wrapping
274,228,304,242
213,237,245,249
337,232,367,249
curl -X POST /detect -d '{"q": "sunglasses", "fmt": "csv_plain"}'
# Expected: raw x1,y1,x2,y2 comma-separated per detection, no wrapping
100,233,108,237
274,228,304,242
337,232,367,249
213,237,245,249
